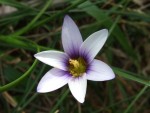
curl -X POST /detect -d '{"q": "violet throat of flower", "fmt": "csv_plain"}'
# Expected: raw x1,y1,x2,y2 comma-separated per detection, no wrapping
68,57,87,77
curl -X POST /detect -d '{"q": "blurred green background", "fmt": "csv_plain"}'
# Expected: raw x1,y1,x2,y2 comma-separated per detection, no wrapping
0,0,150,113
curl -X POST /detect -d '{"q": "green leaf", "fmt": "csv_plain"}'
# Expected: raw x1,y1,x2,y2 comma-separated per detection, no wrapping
113,67,150,86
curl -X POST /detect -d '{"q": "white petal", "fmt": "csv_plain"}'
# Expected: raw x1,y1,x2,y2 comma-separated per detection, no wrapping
37,68,69,93
62,15,83,57
80,29,108,63
34,50,69,70
68,74,87,103
87,59,115,81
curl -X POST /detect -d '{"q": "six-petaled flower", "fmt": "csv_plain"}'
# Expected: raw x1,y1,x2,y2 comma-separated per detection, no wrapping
34,15,115,103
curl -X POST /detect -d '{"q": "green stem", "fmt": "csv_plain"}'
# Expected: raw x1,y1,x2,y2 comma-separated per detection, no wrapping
0,59,38,92
11,0,53,36
109,16,121,36
13,64,47,113
49,89,69,113
123,85,149,113
21,93,38,110
10,0,86,36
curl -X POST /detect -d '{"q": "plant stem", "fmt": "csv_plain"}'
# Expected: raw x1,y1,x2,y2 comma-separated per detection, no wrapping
123,85,149,113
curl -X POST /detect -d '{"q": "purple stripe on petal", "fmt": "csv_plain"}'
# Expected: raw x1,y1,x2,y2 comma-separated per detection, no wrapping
62,15,83,57
80,29,108,63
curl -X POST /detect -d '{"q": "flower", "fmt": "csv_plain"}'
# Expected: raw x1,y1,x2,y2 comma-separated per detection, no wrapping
34,15,115,103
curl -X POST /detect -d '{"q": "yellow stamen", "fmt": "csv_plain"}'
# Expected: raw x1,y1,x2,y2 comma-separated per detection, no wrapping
69,59,80,69
68,57,86,77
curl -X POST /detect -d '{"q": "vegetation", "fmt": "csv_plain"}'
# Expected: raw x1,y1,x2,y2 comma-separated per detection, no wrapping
0,0,150,113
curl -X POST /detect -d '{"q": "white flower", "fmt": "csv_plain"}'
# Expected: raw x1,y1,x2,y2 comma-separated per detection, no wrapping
34,15,115,103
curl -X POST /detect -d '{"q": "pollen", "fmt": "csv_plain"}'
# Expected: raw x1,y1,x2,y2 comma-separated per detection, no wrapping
68,57,86,77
